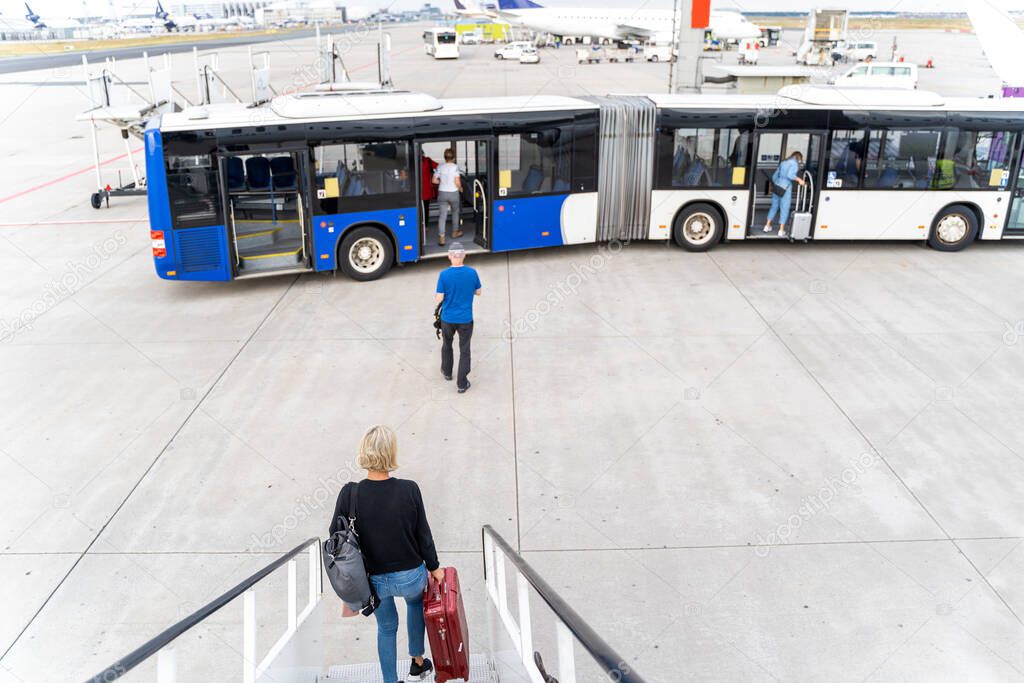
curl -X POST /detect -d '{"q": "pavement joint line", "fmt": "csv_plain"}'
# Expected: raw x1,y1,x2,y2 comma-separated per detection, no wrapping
706,248,1024,634
0,273,301,665
506,252,523,551
0,218,147,226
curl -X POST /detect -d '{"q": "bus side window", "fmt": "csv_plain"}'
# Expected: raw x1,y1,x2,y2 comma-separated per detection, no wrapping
313,141,412,213
826,129,868,189
667,127,749,188
572,119,598,192
498,127,573,197
166,153,221,228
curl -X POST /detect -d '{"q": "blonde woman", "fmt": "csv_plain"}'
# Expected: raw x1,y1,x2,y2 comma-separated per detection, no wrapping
329,425,444,683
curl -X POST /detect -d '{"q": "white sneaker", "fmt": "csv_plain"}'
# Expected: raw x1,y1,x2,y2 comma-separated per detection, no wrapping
778,230,787,238
762,224,772,232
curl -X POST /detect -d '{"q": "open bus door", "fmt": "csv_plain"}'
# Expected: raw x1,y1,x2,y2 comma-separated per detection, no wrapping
417,138,493,258
747,131,826,239
218,148,313,278
1005,141,1024,235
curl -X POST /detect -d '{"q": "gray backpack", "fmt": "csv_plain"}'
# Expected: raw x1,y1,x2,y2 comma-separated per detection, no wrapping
323,482,375,615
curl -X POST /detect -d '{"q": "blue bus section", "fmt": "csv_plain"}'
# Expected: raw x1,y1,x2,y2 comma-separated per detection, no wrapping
144,125,178,280
170,226,232,281
492,194,568,252
312,207,420,271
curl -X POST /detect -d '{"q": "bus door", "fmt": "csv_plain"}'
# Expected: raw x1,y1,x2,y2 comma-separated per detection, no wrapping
219,148,313,277
747,131,826,238
1005,142,1024,235
417,137,493,257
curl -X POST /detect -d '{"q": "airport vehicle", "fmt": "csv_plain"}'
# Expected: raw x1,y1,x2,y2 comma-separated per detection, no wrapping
737,39,760,65
461,29,482,44
842,40,878,62
830,62,918,89
643,44,673,62
424,27,460,58
494,40,532,59
795,7,848,66
470,0,760,45
758,26,781,47
144,86,1024,282
519,45,541,63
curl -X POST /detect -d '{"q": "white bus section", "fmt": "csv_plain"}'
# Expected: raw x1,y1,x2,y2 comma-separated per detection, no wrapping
645,88,1024,244
86,527,645,683
424,27,460,59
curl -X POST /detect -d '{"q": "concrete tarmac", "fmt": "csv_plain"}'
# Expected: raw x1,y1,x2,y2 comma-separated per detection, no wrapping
0,22,1021,683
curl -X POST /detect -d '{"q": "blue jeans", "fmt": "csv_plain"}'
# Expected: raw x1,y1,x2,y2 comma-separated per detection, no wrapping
767,186,792,226
370,564,428,683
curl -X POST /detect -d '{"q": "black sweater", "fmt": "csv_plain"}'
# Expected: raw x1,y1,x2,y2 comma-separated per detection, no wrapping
329,478,440,576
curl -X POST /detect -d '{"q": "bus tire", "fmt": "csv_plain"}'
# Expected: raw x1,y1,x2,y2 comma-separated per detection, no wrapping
338,226,394,281
928,204,977,252
672,203,723,252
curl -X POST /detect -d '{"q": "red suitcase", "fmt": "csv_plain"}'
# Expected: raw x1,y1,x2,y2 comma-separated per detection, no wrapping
423,567,470,682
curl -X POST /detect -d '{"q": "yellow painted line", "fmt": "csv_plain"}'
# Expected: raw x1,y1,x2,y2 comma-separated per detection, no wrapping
241,248,302,260
237,228,282,239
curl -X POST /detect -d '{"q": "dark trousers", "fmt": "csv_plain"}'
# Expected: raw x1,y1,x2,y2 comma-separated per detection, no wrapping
441,321,473,389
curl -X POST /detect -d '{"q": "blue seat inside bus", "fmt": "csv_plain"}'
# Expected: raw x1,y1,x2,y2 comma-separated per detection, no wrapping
552,177,570,192
270,156,297,191
522,165,545,192
245,157,272,191
344,174,364,196
226,157,245,191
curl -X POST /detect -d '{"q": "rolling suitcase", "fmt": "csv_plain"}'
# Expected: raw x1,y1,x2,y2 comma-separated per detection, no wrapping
424,567,470,682
788,172,814,242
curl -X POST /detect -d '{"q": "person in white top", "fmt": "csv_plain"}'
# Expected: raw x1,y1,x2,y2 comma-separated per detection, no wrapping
432,148,463,247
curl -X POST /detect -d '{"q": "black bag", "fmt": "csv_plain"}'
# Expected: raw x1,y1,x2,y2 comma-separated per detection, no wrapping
433,302,443,340
771,182,788,197
323,482,377,616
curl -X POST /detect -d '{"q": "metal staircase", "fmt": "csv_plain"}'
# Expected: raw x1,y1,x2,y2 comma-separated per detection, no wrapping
86,527,646,683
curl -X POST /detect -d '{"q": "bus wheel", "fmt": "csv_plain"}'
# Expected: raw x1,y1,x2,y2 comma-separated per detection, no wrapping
673,203,723,252
928,205,977,252
338,226,394,281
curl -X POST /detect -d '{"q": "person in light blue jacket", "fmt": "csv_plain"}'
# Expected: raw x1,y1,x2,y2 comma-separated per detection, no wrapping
763,151,806,238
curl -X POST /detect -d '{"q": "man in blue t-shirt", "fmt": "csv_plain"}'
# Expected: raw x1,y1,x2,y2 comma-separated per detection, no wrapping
435,242,481,393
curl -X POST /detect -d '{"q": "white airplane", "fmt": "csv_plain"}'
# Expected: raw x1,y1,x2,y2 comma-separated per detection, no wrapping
454,0,761,44
22,2,84,30
964,0,1023,97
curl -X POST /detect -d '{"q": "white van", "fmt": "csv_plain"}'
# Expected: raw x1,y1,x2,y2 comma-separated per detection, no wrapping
494,41,533,60
830,61,918,89
843,41,878,62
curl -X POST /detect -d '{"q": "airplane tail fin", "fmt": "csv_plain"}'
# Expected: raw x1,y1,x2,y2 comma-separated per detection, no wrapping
964,0,1023,90
496,0,544,9
24,2,40,23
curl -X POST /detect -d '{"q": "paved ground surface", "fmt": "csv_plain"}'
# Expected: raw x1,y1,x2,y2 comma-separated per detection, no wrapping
0,21,1022,683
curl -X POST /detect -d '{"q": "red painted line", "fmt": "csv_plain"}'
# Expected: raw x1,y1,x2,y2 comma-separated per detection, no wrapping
0,147,144,205
3,43,422,203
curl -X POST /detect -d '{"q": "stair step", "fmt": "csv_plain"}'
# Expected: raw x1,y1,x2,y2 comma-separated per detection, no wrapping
324,654,498,683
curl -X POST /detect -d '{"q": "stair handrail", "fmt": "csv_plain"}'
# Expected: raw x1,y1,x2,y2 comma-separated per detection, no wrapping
84,536,322,683
482,525,647,683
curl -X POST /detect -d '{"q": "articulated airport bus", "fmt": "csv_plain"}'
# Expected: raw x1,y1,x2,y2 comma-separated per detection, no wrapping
144,86,1024,282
